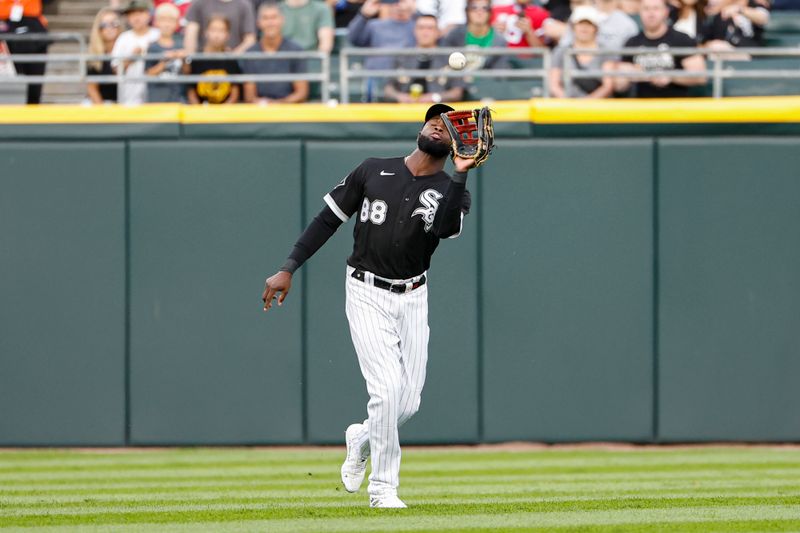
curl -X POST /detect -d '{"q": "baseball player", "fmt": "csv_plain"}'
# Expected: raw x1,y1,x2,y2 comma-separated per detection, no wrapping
262,104,478,508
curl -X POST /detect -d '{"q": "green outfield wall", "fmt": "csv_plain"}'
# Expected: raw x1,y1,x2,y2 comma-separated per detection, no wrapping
1,102,799,445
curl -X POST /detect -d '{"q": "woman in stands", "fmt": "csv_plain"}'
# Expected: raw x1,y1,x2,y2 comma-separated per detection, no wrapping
548,5,614,98
669,0,708,40
87,7,122,104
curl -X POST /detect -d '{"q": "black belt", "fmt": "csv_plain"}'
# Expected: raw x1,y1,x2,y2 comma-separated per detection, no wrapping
351,269,426,294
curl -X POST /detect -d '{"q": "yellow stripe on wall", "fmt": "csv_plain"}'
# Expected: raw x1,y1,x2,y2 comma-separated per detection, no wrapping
0,97,798,125
0,104,181,124
0,101,530,124
181,100,531,123
531,97,800,124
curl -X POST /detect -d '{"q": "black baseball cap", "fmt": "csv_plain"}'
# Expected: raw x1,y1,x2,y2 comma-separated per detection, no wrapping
424,103,454,124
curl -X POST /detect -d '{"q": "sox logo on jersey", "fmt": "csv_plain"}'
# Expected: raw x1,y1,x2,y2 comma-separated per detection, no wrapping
412,189,443,232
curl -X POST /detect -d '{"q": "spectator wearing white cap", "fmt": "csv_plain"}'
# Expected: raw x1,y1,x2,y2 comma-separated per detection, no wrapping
549,5,614,98
557,0,639,49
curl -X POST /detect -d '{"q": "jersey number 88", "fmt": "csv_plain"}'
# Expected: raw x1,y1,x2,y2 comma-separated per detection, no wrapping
360,198,387,225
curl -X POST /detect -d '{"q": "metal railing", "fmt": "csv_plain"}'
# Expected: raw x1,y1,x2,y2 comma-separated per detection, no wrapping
0,31,87,51
0,33,331,101
338,46,550,103
0,32,87,83
560,47,800,98
2,34,800,102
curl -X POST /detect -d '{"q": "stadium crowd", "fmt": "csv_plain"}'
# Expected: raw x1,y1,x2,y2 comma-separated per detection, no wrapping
1,0,799,103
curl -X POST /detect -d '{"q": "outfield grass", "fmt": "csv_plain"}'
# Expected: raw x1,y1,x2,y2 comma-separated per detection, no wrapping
1,446,799,532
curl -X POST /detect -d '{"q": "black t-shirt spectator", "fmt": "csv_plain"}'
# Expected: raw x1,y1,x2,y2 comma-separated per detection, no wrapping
701,0,766,47
623,28,697,98
87,60,117,102
189,57,242,103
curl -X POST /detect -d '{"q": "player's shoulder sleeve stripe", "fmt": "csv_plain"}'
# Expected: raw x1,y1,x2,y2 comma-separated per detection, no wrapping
324,193,350,223
447,212,465,239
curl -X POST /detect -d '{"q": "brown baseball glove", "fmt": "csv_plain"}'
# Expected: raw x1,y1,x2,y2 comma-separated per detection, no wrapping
440,106,495,167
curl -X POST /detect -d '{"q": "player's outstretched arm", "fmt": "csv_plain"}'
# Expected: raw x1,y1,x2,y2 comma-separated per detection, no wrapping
262,271,292,311
431,157,476,238
261,204,346,312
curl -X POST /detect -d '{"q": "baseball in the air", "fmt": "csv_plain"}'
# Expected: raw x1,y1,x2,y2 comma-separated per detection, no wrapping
448,52,467,70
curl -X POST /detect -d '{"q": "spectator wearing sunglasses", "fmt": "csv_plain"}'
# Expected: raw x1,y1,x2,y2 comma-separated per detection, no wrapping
440,0,509,69
87,7,122,103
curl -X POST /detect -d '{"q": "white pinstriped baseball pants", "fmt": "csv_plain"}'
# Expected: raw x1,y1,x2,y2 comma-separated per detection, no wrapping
344,265,429,496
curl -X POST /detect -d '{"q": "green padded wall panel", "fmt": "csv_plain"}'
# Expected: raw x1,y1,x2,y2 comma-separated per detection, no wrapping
0,142,126,445
658,138,800,441
128,140,303,444
482,139,654,442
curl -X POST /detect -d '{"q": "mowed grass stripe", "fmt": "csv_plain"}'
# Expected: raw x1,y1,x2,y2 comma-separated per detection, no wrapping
3,501,800,529
5,480,800,509
2,470,799,494
236,506,800,533
6,448,800,466
2,448,800,531
2,449,796,468
5,481,800,506
3,462,799,484
3,517,800,533
4,491,800,515
3,469,800,495
4,507,800,533
3,450,799,473
3,495,800,527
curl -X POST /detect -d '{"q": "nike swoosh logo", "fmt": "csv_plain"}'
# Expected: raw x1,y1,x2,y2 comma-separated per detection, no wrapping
380,171,395,176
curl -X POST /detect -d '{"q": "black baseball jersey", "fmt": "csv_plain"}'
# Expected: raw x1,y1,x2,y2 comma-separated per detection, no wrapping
325,157,471,279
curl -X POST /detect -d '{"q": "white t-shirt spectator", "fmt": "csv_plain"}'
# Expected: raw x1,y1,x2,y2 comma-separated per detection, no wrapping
111,28,160,105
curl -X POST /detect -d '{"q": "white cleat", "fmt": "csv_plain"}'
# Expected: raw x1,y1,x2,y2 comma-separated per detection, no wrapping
341,423,368,493
369,493,407,508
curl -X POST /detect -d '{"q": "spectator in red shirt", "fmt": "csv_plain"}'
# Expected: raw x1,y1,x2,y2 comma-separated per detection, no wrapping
491,0,550,48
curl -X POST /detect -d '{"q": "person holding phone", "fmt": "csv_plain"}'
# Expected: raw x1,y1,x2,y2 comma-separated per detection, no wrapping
347,0,416,71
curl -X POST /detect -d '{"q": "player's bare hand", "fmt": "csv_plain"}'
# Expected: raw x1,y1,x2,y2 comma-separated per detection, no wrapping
262,271,292,311
453,155,477,173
